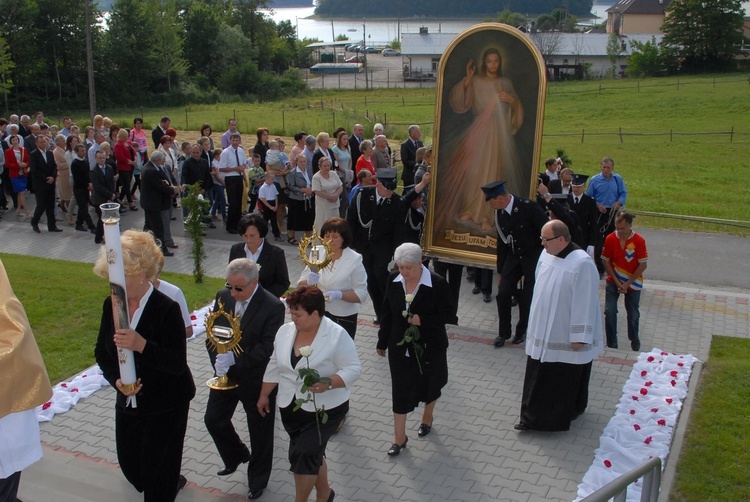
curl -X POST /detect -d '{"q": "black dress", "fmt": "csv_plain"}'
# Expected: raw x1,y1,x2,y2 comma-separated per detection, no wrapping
377,270,457,414
95,288,195,502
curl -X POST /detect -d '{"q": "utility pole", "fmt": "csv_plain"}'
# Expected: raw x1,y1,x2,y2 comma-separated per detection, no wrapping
363,19,368,90
84,0,97,121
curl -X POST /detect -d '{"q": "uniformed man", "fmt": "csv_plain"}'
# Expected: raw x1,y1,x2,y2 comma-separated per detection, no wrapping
347,168,404,324
568,174,598,258
482,181,548,348
400,172,431,246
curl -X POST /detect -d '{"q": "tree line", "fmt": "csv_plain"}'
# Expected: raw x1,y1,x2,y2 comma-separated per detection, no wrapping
0,0,318,111
314,0,594,18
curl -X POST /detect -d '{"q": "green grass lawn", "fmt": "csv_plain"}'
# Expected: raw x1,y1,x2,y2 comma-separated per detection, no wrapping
1,253,224,384
670,336,750,501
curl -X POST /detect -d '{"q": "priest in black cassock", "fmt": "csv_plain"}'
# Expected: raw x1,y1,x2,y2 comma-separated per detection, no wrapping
515,220,602,432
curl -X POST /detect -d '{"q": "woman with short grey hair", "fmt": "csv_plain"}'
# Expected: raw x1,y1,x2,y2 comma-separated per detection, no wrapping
376,242,458,456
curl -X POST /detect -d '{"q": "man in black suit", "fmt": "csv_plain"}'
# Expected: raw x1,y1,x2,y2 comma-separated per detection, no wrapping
400,125,423,186
152,116,170,149
205,258,285,501
482,181,548,348
23,124,40,155
29,135,61,233
347,168,404,323
90,150,119,243
140,150,180,255
349,123,365,168
549,167,573,196
228,214,290,298
568,174,598,256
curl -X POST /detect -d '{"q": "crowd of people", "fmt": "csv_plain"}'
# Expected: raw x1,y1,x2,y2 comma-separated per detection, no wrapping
0,112,651,500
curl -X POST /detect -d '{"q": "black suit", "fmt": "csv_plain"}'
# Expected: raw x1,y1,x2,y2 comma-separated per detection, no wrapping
95,289,195,501
90,162,117,239
152,126,166,149
548,179,571,195
311,147,336,175
495,196,548,340
140,161,175,251
347,186,404,317
400,137,423,185
204,286,285,493
349,134,364,168
29,148,58,230
568,192,599,249
228,241,290,298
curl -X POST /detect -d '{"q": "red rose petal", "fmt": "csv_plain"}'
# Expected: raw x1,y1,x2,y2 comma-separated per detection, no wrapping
666,398,673,404
61,383,68,388
645,381,653,387
670,370,678,377
82,374,87,378
644,436,653,444
678,363,684,367
71,388,79,393
671,380,677,387
641,370,647,377
634,424,641,431
604,460,612,468
647,356,655,362
661,352,668,356
190,314,197,320
632,396,639,401
651,408,659,413
658,419,666,426
42,401,52,410
630,409,636,415
640,388,648,395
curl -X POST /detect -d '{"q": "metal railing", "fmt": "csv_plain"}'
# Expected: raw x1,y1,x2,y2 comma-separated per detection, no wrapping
581,457,662,502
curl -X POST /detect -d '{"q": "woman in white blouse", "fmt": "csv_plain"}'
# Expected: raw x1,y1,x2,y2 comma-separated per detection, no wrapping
311,157,342,234
298,217,367,340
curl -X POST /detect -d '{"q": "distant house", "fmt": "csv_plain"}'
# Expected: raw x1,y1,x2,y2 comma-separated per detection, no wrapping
606,0,672,35
400,31,664,80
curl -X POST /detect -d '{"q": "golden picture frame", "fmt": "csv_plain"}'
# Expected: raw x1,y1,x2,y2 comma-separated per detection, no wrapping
424,23,547,268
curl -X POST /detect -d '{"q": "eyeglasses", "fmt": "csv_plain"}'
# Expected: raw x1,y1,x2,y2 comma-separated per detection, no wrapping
225,282,250,292
540,235,560,243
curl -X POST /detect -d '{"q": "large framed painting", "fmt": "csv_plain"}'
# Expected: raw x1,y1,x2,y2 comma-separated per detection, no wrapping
424,23,547,268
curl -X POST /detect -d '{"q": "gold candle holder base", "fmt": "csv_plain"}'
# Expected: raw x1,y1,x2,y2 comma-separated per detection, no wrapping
206,374,239,391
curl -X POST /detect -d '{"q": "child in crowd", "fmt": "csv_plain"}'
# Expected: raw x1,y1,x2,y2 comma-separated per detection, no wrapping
266,138,291,237
246,153,265,214
258,172,282,241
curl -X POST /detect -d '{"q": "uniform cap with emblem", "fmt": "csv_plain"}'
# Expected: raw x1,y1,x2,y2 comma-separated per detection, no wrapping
481,180,507,201
376,168,398,190
571,173,589,186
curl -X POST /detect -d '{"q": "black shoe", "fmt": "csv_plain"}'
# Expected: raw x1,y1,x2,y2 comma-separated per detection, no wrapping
177,475,187,491
247,488,264,500
483,293,492,303
471,286,481,295
89,227,96,234
206,222,216,229
631,340,641,351
94,237,104,244
493,336,505,348
327,488,336,502
387,438,408,456
49,227,63,232
512,333,526,344
31,224,41,233
75,225,87,232
607,343,618,349
217,451,251,476
163,250,175,257
514,422,530,431
119,206,128,213
417,421,432,437
466,272,475,282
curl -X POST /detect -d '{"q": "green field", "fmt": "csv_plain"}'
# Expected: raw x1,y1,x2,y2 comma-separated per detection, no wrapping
54,73,750,234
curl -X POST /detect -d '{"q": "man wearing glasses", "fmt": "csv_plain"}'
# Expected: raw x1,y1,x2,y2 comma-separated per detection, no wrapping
481,180,548,348
515,220,602,432
204,258,285,500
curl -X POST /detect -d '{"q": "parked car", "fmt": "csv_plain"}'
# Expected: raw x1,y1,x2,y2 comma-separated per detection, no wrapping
364,47,380,54
345,56,362,63
382,48,401,57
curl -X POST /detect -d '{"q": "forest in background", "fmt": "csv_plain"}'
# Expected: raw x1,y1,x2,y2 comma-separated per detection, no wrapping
314,0,595,18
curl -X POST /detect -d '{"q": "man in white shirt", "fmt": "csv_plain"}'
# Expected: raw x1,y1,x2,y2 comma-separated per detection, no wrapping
219,133,247,234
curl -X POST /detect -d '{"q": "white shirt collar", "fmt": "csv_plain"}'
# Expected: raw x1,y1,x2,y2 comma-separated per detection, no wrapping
505,195,515,213
244,240,265,263
393,264,432,293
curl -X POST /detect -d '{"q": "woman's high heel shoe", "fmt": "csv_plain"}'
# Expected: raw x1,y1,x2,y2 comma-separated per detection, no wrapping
387,438,408,456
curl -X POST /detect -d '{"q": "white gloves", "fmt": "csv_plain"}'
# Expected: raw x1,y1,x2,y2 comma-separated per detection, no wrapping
307,271,320,285
326,290,343,302
586,245,595,259
214,352,236,377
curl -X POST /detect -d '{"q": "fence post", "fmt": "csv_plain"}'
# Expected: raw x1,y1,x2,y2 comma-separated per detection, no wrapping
365,96,367,107
619,127,623,143
233,108,236,120
670,129,672,142
730,126,734,143
384,112,387,129
598,83,602,94
402,96,405,107
333,110,336,130
637,80,640,92
282,110,285,132
322,71,325,90
320,99,324,110
676,78,679,90
581,128,585,143
387,68,390,88
354,72,357,90
185,108,188,130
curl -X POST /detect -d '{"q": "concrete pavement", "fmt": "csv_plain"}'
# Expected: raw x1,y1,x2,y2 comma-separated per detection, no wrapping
0,203,747,501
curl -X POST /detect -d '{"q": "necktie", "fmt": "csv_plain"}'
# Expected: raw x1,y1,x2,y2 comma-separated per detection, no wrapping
236,300,247,318
575,197,580,205
234,149,240,168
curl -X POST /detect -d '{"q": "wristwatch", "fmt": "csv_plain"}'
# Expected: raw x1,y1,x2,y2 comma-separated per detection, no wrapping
543,193,552,199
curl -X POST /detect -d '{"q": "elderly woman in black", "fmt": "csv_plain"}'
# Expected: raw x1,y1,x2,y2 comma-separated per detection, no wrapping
377,242,457,456
94,230,195,501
